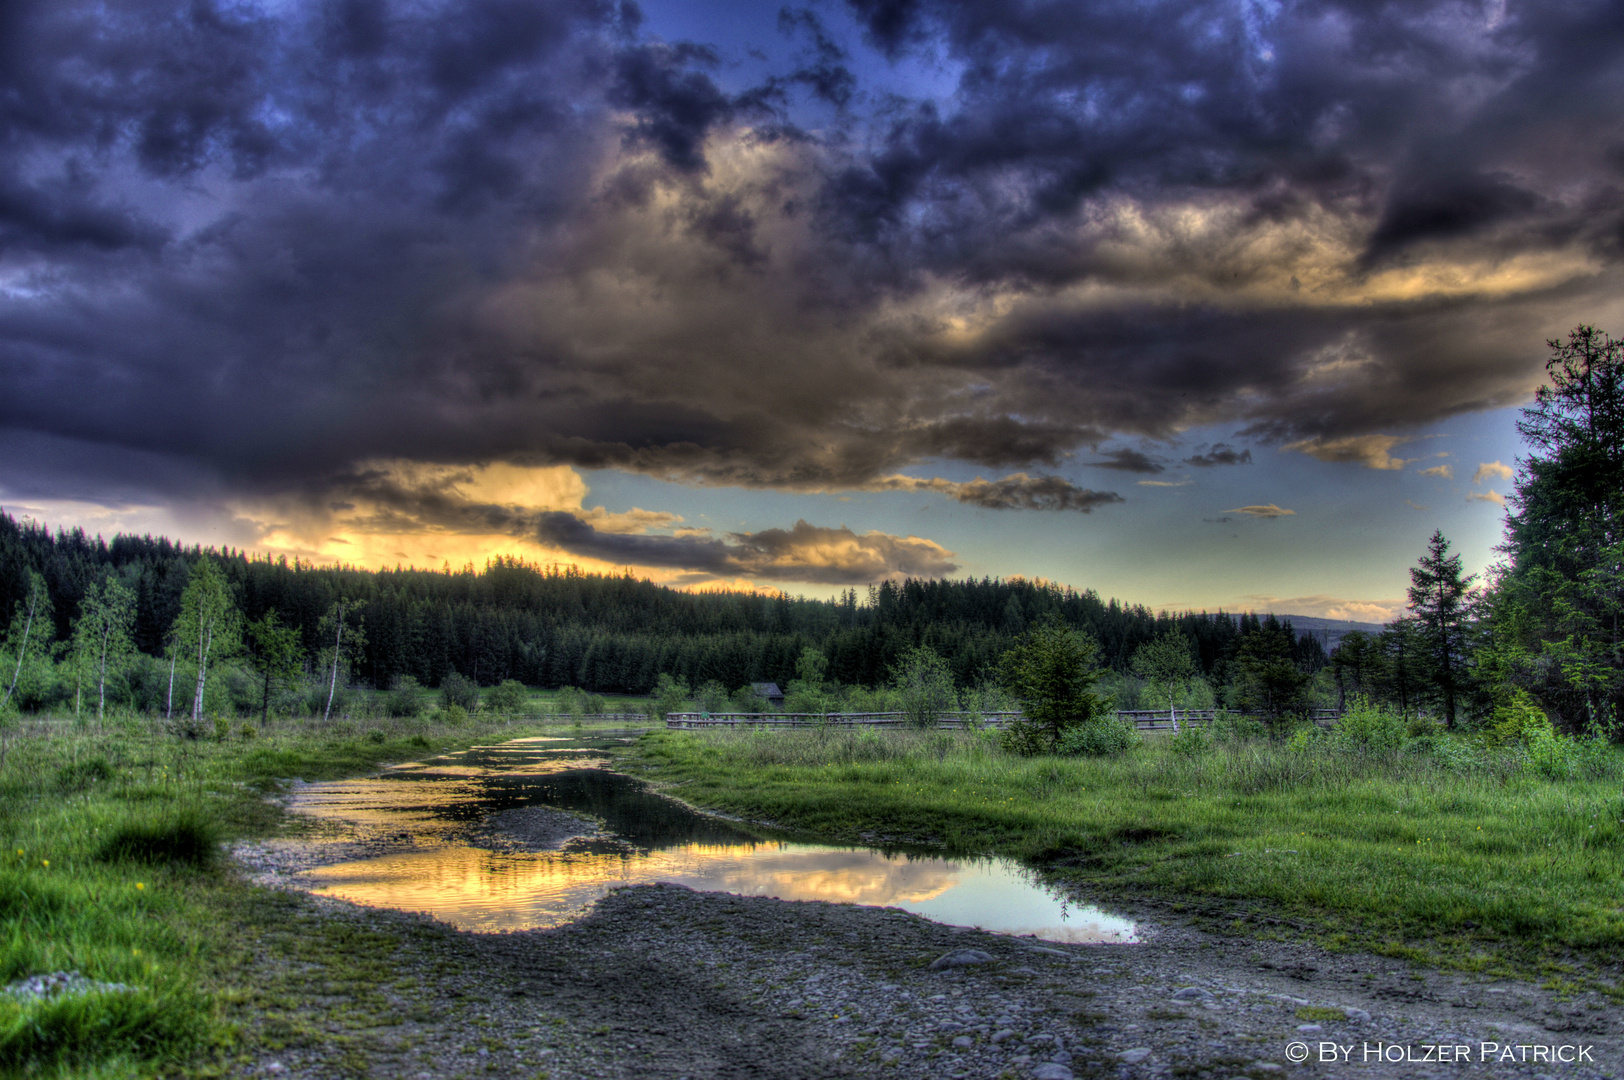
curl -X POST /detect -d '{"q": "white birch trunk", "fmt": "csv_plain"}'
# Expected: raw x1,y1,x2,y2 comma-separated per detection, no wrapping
2,591,38,710
324,610,344,723
191,620,213,723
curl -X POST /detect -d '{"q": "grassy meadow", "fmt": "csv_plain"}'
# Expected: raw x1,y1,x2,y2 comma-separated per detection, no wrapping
0,710,620,1078
628,720,1624,985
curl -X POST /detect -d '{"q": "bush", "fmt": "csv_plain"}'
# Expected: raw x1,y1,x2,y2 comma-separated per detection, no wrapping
385,676,424,718
1056,718,1140,757
1485,691,1555,748
1331,698,1406,753
439,703,469,727
1212,715,1267,743
1167,725,1212,758
485,679,529,714
98,809,220,869
439,672,479,712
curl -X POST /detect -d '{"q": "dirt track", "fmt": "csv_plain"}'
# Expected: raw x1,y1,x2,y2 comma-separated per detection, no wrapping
231,843,1622,1080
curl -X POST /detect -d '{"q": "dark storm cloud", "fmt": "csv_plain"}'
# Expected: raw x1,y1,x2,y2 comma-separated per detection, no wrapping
1185,444,1253,468
533,512,958,582
2,0,1623,542
872,473,1123,512
1087,449,1164,474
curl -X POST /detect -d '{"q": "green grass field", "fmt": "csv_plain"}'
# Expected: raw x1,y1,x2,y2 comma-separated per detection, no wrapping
627,725,1624,984
0,711,628,1077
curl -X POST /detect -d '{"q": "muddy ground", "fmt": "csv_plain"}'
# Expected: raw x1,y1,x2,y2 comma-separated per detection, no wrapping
230,833,1622,1080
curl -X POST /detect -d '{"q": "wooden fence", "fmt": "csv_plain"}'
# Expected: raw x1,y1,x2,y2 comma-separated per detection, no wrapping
665,708,1343,731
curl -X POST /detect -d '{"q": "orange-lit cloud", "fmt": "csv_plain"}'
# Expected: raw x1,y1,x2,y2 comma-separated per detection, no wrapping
1468,489,1506,506
1473,460,1514,484
1282,434,1411,470
1225,504,1295,518
1418,464,1453,479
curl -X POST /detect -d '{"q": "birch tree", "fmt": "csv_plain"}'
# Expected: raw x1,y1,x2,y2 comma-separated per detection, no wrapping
72,575,136,722
2,571,53,713
1130,631,1198,731
171,558,240,730
317,598,366,722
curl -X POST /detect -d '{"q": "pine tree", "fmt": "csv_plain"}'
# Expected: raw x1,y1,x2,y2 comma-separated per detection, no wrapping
1406,531,1474,728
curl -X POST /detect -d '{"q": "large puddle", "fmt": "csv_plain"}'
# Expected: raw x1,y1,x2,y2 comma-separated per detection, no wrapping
286,732,1138,943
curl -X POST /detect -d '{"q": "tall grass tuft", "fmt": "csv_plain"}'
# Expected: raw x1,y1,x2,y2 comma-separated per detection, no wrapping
97,808,220,869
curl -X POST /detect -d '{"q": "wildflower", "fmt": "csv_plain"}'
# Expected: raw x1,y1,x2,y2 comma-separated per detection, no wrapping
135,883,145,890
41,860,48,867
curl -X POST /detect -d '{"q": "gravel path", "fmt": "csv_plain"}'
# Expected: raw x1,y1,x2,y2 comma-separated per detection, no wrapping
230,831,1622,1079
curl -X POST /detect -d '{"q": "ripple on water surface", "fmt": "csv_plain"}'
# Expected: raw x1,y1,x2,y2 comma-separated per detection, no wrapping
289,734,1137,943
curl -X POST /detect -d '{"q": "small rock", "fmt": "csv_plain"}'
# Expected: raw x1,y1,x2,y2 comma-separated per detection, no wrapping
1296,1023,1322,1033
930,949,995,971
1170,986,1214,1002
1116,1047,1152,1064
991,1028,1018,1044
1251,1064,1283,1073
1026,946,1071,957
1032,1065,1075,1080
1344,1007,1371,1022
1026,1033,1055,1045
951,1035,973,1049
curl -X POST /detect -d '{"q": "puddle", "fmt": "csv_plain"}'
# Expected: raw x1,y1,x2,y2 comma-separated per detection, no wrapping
286,733,1138,943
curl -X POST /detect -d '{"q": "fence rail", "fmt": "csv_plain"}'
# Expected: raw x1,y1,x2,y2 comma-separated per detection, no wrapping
665,708,1344,731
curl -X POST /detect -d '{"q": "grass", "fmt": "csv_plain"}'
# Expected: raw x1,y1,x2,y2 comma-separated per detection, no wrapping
0,709,640,1076
627,725,1624,980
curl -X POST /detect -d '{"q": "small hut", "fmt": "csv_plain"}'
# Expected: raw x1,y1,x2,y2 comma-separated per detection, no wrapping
749,682,785,708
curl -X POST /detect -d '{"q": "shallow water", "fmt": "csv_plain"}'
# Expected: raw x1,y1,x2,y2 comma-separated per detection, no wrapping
289,732,1138,943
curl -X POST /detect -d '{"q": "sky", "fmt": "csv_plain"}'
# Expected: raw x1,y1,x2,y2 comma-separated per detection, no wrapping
3,0,1622,622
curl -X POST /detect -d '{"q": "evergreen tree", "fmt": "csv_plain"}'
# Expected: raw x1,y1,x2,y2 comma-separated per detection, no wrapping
245,610,304,726
997,615,1111,751
1406,531,1475,728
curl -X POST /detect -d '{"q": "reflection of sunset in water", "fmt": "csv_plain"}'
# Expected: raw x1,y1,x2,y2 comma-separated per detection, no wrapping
289,734,1137,943
303,841,1136,941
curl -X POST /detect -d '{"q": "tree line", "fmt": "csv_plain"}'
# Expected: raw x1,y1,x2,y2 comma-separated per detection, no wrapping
0,508,1329,718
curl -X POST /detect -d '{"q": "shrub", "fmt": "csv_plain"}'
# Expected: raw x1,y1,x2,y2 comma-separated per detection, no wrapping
1485,691,1555,748
98,808,220,869
1056,718,1140,757
692,680,731,714
439,672,479,713
1331,698,1407,753
439,703,469,726
1212,715,1267,743
1167,725,1212,758
239,723,256,740
385,676,424,718
485,679,529,714
892,645,957,729
1523,726,1577,779
366,729,387,744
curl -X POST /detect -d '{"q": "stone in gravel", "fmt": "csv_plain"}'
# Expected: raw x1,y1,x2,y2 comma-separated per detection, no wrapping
1026,946,1071,957
1170,986,1214,1002
1296,1023,1322,1032
991,1028,1018,1044
1032,1065,1075,1080
930,949,994,970
1117,1047,1152,1063
1343,1007,1371,1022
951,1035,973,1049
1250,1063,1283,1073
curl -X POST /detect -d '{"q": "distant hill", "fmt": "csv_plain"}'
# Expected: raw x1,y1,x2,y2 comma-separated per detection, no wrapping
1265,614,1387,654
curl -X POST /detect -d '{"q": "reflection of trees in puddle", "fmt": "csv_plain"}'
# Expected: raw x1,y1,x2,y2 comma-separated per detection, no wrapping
300,842,1120,937
289,738,1138,941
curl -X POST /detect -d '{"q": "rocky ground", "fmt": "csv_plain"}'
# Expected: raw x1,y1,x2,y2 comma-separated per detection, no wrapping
230,833,1622,1080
